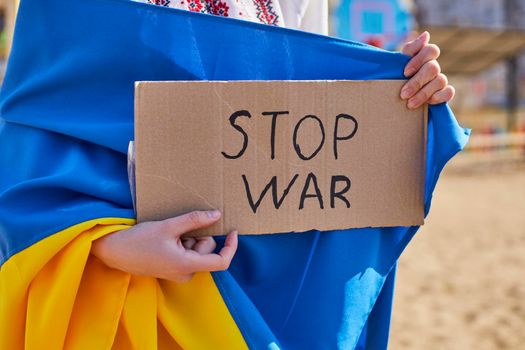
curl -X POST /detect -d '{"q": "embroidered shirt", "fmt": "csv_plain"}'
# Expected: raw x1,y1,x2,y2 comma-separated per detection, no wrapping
137,0,328,34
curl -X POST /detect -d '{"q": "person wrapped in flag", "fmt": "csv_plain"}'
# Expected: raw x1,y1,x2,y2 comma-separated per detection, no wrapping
0,0,468,349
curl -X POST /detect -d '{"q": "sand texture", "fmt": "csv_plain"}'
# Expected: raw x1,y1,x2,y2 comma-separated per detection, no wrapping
390,155,525,350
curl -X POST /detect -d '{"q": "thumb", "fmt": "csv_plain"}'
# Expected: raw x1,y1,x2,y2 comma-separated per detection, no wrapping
402,31,430,57
162,210,222,236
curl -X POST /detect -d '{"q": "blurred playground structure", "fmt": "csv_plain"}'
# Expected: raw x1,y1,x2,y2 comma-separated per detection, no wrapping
331,0,525,168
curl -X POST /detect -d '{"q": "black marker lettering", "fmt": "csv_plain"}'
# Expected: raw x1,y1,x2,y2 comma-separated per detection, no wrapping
330,175,351,208
293,115,325,161
262,111,289,160
299,172,324,209
221,110,251,159
242,174,299,214
333,114,358,160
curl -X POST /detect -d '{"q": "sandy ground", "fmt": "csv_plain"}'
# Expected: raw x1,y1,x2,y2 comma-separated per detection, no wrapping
389,153,525,350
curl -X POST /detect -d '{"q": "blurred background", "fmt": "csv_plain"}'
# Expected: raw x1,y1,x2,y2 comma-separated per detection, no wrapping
0,0,523,349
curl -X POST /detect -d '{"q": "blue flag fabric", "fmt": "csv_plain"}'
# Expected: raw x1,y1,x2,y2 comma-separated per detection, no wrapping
0,0,469,349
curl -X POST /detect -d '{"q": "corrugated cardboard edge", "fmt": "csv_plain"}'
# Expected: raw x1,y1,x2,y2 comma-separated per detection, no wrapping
133,80,428,232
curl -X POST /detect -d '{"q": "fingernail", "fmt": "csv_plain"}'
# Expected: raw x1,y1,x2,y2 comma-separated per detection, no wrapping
408,98,419,109
401,86,413,99
404,67,415,77
418,31,428,41
208,210,221,219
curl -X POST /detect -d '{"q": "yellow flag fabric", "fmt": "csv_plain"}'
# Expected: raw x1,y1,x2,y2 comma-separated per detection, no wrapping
0,219,248,350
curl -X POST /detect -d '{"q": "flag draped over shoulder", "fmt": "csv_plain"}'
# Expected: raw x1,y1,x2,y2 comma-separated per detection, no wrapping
0,0,469,349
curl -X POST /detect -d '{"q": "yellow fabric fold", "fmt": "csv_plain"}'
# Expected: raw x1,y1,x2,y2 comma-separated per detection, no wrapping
0,218,248,350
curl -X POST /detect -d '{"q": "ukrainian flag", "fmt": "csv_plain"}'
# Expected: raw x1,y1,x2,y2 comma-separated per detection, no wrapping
0,0,469,349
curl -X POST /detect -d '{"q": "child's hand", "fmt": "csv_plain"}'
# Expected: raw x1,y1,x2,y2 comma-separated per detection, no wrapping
400,31,455,109
91,210,238,283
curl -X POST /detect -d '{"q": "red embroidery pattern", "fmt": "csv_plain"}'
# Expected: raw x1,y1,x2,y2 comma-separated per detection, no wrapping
147,0,171,6
145,0,279,25
252,0,278,25
187,0,230,17
206,0,230,16
187,0,205,12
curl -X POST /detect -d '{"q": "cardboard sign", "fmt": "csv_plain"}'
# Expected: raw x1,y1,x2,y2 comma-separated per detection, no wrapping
134,80,427,236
